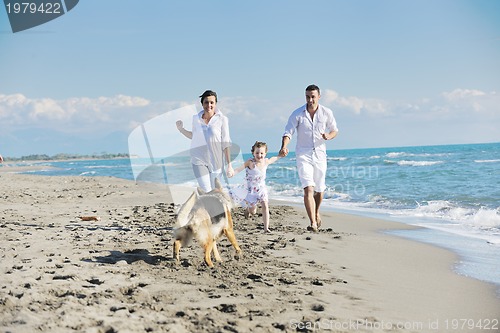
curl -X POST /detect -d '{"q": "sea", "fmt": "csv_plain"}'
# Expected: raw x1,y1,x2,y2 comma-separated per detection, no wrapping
9,142,500,290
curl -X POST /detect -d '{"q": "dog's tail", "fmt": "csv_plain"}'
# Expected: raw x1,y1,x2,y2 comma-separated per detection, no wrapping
173,226,193,247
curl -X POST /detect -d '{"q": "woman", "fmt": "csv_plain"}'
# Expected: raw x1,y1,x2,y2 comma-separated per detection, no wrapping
176,90,234,192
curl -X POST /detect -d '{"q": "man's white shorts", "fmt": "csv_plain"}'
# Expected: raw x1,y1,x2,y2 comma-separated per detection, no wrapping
296,150,327,192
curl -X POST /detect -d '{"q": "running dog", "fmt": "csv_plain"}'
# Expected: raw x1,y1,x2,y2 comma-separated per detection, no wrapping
173,179,242,267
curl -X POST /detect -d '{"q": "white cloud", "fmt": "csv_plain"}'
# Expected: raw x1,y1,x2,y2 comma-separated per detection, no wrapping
30,98,68,120
439,89,499,115
1,89,498,156
322,89,389,115
319,88,499,121
219,96,270,118
0,93,152,131
442,88,486,101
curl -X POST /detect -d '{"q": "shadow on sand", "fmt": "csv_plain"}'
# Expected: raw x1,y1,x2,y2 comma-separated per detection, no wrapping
83,249,172,265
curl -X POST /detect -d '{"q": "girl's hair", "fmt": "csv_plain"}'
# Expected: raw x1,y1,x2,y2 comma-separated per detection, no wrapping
251,141,268,153
199,90,218,104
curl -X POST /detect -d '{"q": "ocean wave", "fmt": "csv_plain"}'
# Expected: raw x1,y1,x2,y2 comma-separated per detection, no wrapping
273,166,295,171
411,200,500,229
328,157,348,161
397,160,443,167
385,152,451,158
129,162,179,167
268,185,303,197
79,171,97,176
85,165,129,169
474,159,500,164
384,160,443,167
385,152,406,158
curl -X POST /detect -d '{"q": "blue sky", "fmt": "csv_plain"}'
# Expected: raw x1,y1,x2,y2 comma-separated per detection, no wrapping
1,0,499,157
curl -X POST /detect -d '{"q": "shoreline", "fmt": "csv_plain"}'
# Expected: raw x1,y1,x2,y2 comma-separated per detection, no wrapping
273,197,500,290
1,173,499,332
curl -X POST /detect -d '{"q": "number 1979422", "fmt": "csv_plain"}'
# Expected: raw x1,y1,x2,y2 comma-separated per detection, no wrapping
6,2,62,14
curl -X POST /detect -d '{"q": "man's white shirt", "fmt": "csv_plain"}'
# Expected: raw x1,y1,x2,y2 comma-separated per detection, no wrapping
283,104,338,156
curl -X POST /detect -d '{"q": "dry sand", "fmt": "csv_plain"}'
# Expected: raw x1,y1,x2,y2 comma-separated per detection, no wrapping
1,173,499,332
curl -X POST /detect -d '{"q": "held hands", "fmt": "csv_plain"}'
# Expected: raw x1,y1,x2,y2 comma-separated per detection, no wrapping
226,164,234,178
279,148,289,157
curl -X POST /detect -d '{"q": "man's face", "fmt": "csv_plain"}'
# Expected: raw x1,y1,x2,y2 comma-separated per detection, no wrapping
305,90,320,111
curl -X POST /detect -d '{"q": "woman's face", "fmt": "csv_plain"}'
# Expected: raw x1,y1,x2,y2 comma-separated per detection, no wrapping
202,96,217,113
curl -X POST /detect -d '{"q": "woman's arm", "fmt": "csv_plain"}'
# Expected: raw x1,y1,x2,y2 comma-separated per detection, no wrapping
224,147,234,177
176,120,193,139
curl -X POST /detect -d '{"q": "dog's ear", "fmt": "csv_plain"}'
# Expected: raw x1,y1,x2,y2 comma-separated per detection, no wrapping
197,187,206,195
176,190,198,227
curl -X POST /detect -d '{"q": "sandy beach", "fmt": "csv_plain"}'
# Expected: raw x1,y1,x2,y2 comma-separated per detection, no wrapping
1,172,499,333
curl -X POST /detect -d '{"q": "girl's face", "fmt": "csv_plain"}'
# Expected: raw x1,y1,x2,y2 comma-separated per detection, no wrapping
253,146,267,161
202,96,217,113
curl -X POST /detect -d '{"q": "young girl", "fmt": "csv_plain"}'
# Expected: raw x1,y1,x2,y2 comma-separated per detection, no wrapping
229,141,281,233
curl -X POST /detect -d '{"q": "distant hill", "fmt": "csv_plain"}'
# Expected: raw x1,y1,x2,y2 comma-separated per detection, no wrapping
5,153,129,162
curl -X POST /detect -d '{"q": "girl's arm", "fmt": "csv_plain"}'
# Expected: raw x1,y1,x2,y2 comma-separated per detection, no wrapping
230,159,252,177
266,155,282,166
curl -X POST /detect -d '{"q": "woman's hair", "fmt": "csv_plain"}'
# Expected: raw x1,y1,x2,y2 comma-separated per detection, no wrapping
251,141,268,153
199,90,218,104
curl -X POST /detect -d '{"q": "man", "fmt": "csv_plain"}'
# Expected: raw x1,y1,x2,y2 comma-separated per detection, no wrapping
279,84,339,231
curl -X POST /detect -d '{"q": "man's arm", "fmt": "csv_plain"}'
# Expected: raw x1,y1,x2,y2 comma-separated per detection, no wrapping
322,130,338,140
279,136,291,157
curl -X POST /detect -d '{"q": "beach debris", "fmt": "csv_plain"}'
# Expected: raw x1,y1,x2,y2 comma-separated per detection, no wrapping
215,303,237,313
311,279,323,286
311,304,325,312
247,273,263,282
78,216,101,221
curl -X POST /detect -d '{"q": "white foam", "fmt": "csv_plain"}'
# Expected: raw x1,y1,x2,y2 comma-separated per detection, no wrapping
474,159,500,163
386,152,452,158
328,156,348,161
386,152,406,158
396,160,443,167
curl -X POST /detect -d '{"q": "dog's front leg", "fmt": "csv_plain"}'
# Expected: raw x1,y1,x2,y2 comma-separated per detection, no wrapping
224,211,242,258
212,241,223,262
224,228,242,259
203,240,215,267
173,239,182,263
